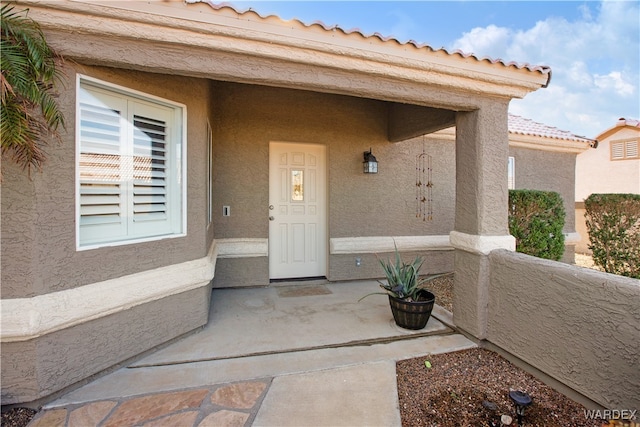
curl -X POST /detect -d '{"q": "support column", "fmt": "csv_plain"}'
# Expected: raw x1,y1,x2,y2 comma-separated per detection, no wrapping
451,100,515,339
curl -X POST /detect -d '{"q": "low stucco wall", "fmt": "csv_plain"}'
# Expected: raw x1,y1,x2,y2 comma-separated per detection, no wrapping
1,284,211,405
329,250,453,283
213,257,269,288
487,249,640,409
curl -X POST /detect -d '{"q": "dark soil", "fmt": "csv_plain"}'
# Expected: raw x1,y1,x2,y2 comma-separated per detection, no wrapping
396,347,604,427
1,408,36,427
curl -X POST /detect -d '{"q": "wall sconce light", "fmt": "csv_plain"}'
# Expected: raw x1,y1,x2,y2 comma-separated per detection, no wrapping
363,148,378,174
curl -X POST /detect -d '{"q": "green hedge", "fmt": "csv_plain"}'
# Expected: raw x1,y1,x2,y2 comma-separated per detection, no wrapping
508,190,565,260
584,193,640,278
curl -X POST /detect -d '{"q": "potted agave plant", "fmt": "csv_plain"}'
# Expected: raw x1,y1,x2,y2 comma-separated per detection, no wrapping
361,244,439,330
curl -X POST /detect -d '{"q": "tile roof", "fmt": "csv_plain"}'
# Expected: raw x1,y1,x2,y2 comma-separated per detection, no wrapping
508,114,593,143
191,1,551,79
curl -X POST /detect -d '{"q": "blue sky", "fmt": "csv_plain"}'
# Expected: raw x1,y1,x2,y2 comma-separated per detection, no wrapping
230,1,639,139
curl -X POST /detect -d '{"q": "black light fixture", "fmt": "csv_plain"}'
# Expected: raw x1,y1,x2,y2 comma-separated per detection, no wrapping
509,390,532,426
363,148,378,174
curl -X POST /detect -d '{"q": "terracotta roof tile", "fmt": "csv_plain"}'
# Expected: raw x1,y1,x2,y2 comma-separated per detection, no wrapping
508,114,594,143
191,1,551,78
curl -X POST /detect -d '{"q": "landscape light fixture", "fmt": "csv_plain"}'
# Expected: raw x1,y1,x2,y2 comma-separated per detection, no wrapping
363,148,378,174
509,390,532,426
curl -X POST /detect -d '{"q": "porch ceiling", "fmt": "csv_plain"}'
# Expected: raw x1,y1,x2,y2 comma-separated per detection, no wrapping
19,0,550,112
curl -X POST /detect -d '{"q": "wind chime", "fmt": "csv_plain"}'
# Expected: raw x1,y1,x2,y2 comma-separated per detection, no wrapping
416,137,433,221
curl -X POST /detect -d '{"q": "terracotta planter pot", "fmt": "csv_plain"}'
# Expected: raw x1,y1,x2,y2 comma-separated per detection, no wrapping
388,290,435,330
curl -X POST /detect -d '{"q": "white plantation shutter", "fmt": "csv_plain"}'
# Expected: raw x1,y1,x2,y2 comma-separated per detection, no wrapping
129,102,173,237
625,140,638,158
611,142,625,160
78,92,128,243
78,79,183,247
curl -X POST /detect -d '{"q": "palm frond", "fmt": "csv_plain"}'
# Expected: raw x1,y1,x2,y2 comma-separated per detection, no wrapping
1,4,64,175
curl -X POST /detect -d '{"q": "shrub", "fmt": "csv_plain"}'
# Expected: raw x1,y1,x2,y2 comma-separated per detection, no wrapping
508,190,565,260
584,193,640,278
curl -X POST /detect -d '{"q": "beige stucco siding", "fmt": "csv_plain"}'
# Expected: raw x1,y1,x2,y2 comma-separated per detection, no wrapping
509,147,577,263
575,127,640,201
509,146,577,232
1,65,213,299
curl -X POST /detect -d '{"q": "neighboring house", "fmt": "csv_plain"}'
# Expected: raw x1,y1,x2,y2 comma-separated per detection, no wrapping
575,118,640,253
0,0,553,404
507,114,593,262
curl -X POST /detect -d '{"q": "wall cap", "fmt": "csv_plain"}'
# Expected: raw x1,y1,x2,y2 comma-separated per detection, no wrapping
330,235,453,254
1,242,218,343
449,231,516,255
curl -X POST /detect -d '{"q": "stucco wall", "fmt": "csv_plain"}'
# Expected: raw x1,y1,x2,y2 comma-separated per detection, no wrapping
1,64,215,404
510,146,577,232
488,250,640,409
211,82,456,285
1,64,212,298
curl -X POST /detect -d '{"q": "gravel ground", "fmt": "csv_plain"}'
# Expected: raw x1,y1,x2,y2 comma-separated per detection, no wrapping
1,407,36,427
425,273,454,313
574,253,602,271
396,348,603,427
403,271,609,427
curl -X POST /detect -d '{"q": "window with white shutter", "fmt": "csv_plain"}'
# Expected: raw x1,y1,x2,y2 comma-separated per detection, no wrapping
77,77,185,249
610,138,639,160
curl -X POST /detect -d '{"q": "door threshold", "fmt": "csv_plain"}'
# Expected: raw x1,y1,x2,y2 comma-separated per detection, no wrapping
269,276,327,286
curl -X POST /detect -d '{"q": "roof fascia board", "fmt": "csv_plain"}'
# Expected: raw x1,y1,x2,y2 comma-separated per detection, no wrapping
425,127,591,153
596,125,640,141
19,0,548,100
508,134,591,153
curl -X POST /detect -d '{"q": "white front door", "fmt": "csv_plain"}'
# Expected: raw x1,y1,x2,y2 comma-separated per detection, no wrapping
269,142,327,279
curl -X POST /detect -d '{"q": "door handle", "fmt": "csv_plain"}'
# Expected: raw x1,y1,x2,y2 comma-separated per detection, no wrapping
269,216,275,221
269,205,274,210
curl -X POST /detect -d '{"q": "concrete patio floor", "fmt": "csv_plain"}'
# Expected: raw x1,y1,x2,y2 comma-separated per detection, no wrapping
34,280,476,426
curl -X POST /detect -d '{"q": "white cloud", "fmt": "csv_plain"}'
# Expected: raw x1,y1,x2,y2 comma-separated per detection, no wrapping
594,71,636,97
453,25,511,59
567,61,592,88
450,1,639,138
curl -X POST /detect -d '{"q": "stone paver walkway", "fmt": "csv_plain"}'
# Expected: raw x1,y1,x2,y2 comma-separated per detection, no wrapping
27,380,271,427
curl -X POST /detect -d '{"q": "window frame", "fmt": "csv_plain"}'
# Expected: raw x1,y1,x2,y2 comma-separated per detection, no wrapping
507,156,515,190
75,75,187,251
206,120,213,228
